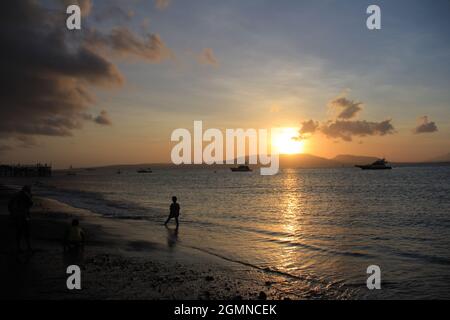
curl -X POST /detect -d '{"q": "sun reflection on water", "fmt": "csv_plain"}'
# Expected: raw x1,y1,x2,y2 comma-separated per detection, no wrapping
275,169,306,273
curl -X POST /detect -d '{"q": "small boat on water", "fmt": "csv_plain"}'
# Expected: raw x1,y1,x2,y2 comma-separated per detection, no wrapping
230,165,252,172
355,158,392,170
137,168,152,173
66,165,77,176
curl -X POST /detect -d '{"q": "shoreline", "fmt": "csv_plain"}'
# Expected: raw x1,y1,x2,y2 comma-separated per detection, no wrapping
0,184,305,300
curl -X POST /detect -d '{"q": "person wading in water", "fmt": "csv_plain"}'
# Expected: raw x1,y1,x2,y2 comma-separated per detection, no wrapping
164,196,180,230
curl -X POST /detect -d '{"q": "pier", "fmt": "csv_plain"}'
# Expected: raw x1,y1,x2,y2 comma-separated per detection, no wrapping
0,164,52,177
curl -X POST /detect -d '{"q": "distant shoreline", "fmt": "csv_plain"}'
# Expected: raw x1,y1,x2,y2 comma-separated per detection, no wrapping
55,160,450,172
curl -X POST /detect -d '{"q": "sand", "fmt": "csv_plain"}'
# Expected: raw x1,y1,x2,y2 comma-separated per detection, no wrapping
0,184,307,300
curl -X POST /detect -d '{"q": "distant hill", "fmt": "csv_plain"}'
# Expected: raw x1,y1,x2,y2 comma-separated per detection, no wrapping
333,154,380,165
279,153,341,168
429,153,450,163
82,154,343,170
66,153,450,172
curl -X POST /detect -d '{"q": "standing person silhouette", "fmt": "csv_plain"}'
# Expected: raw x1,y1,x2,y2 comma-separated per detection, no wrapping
164,196,180,229
8,186,33,252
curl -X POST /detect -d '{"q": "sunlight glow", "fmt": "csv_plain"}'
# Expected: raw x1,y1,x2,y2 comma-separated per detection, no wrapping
271,127,305,155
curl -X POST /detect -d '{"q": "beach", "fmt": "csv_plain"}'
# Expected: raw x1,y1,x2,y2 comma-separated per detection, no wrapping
0,184,303,300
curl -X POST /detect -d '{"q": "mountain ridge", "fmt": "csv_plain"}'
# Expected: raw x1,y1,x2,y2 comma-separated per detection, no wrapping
61,153,450,171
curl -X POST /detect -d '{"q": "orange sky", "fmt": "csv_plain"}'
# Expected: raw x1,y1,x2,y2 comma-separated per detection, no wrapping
1,1,449,169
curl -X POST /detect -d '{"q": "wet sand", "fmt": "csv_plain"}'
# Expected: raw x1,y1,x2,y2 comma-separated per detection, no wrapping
0,185,305,300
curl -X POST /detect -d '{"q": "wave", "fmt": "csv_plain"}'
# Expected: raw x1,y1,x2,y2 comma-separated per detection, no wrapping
184,244,351,299
395,251,450,266
36,184,164,220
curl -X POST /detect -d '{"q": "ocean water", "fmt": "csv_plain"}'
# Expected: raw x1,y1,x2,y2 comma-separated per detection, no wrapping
14,166,450,299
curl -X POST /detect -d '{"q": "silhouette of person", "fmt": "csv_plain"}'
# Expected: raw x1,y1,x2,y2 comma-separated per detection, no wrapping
164,196,180,229
8,185,33,252
64,219,85,253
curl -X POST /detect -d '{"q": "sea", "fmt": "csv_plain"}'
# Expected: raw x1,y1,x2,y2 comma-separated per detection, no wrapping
3,165,450,299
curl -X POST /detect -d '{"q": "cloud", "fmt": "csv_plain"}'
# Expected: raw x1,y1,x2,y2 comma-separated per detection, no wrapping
329,96,363,119
294,119,319,141
94,110,112,126
298,93,396,142
299,120,319,135
413,116,438,134
155,0,171,10
86,27,173,62
198,48,219,67
82,111,113,126
321,119,395,141
0,1,174,154
0,1,124,145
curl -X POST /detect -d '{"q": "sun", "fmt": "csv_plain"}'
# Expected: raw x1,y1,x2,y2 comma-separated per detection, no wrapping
271,127,305,155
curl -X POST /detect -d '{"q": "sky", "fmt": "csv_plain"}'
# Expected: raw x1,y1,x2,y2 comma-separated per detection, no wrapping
1,0,449,168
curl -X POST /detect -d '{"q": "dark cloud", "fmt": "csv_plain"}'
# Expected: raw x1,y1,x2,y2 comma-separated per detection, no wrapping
294,119,319,140
0,1,174,154
329,96,363,119
0,0,123,144
413,116,438,134
300,120,319,135
82,111,112,126
298,94,396,142
86,27,173,62
94,110,112,126
321,119,395,141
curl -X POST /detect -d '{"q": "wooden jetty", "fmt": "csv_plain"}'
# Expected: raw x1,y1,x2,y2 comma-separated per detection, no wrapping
0,164,52,177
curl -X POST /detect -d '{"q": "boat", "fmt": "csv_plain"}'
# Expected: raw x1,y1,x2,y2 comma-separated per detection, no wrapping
230,165,252,172
66,165,77,176
137,168,152,173
355,158,392,170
